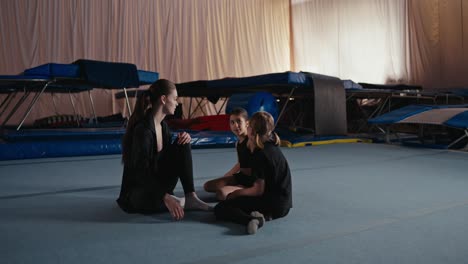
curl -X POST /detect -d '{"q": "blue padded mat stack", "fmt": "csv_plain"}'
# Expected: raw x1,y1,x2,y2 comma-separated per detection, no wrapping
0,128,238,161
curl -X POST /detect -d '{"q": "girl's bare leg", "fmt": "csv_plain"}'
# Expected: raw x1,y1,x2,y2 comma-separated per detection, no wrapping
204,176,237,193
216,186,244,201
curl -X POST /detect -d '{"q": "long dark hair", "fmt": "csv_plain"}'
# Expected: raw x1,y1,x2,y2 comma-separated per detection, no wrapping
121,79,176,164
229,107,248,120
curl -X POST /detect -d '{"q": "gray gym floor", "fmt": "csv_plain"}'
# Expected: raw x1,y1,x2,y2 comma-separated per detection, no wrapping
1,143,468,264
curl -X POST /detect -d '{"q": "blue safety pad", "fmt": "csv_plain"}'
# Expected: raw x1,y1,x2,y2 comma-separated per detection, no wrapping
114,70,159,99
207,71,307,89
176,72,308,100
2,128,125,142
0,139,122,160
1,128,122,160
73,59,140,88
182,130,237,148
444,111,468,129
22,63,158,87
137,70,159,85
368,105,435,124
24,63,80,78
226,92,279,122
0,129,237,160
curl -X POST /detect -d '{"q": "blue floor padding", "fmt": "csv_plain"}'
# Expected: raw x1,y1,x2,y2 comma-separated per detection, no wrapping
1,144,468,264
0,129,238,160
2,128,125,141
1,125,377,160
0,139,122,160
188,130,237,148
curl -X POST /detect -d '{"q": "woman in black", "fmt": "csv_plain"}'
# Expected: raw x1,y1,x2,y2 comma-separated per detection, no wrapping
214,111,292,234
117,79,211,221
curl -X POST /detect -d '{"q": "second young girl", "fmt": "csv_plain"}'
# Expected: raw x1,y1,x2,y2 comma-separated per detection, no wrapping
214,111,292,234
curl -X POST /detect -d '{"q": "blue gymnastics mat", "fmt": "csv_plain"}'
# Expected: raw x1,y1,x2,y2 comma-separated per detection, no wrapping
0,129,237,161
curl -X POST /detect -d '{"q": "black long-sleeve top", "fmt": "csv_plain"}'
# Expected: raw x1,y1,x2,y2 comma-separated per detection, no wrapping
251,141,293,214
117,110,172,213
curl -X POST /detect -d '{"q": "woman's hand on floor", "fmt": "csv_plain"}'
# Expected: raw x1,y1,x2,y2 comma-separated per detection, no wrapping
163,194,184,220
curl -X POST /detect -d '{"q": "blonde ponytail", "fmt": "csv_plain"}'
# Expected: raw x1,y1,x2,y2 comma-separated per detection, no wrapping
249,111,280,150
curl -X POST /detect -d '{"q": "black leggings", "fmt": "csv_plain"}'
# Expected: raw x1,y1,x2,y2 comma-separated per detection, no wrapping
215,196,290,225
214,197,265,225
134,143,195,213
159,142,195,195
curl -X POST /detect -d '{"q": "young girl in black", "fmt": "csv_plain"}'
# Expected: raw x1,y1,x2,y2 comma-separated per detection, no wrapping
117,79,211,221
203,108,256,200
214,111,292,234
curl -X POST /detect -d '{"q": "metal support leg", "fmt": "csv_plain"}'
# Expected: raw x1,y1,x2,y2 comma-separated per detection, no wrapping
385,127,391,144
123,88,132,116
16,82,52,130
216,98,228,115
68,91,80,127
133,90,141,110
2,91,32,128
52,93,59,115
188,97,193,119
0,93,14,113
190,97,207,118
88,90,97,124
275,87,296,128
448,130,468,149
0,92,17,119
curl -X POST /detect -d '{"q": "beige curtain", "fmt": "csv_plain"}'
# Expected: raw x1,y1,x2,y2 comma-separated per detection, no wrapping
291,0,468,90
0,0,291,125
2,0,468,126
291,0,410,84
409,0,468,90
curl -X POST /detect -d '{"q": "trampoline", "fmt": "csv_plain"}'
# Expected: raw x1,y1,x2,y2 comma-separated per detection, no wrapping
0,60,159,130
176,71,347,136
0,60,160,160
369,104,468,149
